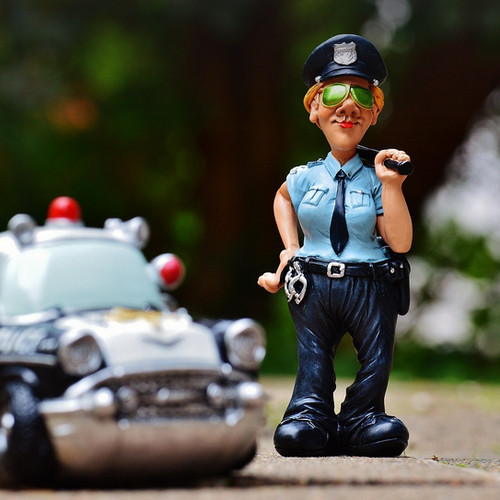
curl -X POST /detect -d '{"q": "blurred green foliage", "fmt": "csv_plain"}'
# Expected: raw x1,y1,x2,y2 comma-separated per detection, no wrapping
419,221,500,280
402,221,500,364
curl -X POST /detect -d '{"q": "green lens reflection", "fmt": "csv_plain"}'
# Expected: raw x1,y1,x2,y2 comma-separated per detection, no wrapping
322,84,349,107
350,87,374,109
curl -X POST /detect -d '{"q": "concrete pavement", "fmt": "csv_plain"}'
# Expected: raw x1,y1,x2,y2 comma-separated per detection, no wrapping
1,377,500,499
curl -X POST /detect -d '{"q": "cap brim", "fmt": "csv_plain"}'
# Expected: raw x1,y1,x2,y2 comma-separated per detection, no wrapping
319,60,376,85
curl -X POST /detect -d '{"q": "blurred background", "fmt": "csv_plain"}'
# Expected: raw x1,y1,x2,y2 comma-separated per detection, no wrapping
1,0,500,381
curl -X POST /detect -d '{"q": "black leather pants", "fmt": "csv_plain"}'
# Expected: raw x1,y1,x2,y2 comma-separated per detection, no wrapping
282,271,398,430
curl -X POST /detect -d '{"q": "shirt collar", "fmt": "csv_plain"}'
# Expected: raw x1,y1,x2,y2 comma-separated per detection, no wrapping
324,151,363,179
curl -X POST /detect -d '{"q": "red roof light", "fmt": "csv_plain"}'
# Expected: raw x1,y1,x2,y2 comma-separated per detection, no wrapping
47,197,82,223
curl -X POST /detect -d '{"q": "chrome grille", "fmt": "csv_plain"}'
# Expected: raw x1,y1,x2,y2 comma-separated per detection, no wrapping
99,371,230,420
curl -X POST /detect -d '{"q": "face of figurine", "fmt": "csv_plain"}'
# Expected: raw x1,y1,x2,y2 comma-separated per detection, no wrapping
309,76,380,164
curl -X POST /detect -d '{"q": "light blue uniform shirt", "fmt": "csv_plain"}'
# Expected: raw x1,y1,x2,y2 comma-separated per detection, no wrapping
287,152,388,263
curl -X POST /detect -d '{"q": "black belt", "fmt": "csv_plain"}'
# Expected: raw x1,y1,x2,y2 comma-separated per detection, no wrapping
291,257,403,280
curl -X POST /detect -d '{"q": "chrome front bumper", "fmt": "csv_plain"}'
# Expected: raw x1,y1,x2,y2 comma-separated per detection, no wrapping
38,366,266,478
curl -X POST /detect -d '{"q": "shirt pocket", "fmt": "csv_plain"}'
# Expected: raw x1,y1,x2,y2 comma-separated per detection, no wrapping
349,189,370,208
302,185,329,206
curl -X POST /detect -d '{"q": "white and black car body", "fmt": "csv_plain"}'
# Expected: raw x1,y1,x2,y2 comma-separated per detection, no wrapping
0,199,266,485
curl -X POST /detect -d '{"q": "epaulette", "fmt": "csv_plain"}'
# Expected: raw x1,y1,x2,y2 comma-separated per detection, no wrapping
288,165,307,175
307,158,324,167
290,158,324,178
289,158,323,176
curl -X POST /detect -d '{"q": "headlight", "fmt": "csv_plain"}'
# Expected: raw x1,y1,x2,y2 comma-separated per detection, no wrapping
224,319,266,371
58,330,103,376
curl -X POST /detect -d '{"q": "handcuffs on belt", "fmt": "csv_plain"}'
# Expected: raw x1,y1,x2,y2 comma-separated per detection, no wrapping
284,260,308,304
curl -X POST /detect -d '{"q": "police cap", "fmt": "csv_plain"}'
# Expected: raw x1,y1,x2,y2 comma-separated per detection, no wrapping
302,34,387,88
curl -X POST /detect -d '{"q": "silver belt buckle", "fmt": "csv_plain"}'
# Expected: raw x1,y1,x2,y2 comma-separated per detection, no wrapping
327,262,345,278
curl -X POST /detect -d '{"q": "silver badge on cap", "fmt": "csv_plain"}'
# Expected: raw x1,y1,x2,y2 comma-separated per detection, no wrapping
333,42,357,66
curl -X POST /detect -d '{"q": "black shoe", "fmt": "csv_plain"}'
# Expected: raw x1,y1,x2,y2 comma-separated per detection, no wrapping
274,417,340,457
342,413,409,457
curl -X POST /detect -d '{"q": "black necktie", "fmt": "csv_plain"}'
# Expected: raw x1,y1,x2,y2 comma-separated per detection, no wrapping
330,169,349,255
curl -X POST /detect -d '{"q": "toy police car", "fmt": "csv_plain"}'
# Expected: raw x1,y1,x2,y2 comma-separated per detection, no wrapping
0,197,266,485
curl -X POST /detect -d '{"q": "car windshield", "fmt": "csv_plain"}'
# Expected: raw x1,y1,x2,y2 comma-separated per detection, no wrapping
0,239,164,317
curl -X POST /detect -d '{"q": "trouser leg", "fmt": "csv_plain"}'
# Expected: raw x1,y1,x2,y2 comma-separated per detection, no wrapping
338,278,398,425
336,278,408,456
284,274,343,423
274,274,343,455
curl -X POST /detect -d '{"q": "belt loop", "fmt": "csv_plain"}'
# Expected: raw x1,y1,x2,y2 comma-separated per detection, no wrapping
369,262,376,281
294,256,309,273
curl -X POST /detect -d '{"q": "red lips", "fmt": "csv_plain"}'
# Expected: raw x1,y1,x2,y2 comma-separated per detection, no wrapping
339,121,354,129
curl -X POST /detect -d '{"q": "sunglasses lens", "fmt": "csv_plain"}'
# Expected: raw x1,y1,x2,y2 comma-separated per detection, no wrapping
351,87,374,109
322,84,349,107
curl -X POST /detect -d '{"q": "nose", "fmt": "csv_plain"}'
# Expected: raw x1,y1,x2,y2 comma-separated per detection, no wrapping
336,96,360,118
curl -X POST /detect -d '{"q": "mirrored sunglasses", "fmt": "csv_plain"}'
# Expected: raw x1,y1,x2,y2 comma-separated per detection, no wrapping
321,83,374,110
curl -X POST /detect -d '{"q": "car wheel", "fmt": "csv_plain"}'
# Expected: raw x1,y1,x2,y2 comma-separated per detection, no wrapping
0,381,56,485
232,443,257,470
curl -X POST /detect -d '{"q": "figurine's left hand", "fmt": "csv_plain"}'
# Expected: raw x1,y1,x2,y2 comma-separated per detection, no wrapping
258,247,297,293
374,149,410,185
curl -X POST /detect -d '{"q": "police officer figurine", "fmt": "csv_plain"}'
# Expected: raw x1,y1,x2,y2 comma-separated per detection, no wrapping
258,34,413,457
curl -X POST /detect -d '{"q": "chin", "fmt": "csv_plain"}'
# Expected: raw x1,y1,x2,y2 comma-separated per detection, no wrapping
330,142,360,154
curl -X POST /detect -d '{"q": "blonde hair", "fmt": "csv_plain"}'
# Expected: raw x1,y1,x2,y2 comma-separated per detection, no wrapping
303,81,385,113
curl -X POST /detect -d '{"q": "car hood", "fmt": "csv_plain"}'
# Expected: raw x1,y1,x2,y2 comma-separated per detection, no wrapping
54,308,223,370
